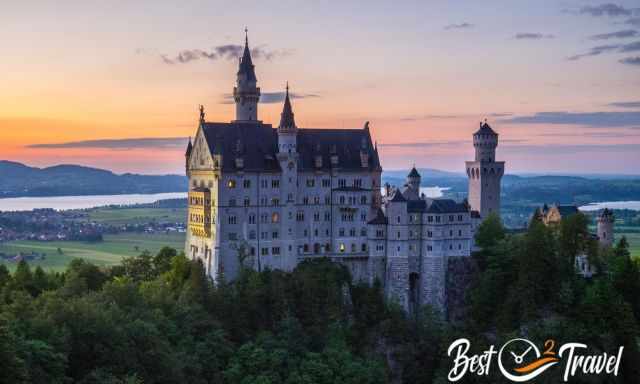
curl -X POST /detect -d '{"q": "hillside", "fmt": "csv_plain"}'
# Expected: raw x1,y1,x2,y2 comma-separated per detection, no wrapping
0,161,187,198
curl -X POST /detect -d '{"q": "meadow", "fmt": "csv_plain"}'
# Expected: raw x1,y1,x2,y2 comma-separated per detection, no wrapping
0,232,185,272
621,231,640,259
87,207,187,225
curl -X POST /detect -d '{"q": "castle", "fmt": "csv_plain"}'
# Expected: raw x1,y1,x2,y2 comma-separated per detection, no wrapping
184,34,504,314
536,204,615,278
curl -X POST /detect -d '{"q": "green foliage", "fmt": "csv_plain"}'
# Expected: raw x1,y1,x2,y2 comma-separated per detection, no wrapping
474,213,505,250
2,225,640,384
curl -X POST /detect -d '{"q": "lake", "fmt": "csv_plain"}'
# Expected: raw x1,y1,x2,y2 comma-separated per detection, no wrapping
0,192,187,212
579,201,640,212
0,186,450,212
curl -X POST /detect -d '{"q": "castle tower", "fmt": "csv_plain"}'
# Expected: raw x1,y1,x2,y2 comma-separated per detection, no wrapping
404,167,421,200
385,190,410,311
233,30,261,122
597,208,614,248
465,121,504,218
276,83,299,270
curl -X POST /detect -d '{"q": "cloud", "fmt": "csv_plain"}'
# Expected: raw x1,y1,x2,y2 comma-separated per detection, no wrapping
501,143,640,154
28,137,189,150
536,130,640,138
514,33,555,40
579,3,634,17
398,113,512,122
608,101,640,108
589,29,638,40
499,111,640,127
620,56,640,65
379,139,526,148
567,40,640,60
220,91,321,104
444,23,474,30
625,17,640,26
161,44,291,65
567,44,621,60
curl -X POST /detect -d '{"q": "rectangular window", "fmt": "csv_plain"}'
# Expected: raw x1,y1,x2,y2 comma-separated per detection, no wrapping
306,179,315,187
322,179,331,187
272,179,280,188
228,216,237,225
243,180,251,188
261,248,269,256
272,247,280,255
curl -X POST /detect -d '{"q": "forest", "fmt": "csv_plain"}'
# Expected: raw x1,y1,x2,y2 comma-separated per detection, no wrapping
1,213,639,383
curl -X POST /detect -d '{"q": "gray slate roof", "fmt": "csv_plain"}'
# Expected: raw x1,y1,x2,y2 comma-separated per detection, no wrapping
198,122,381,173
474,122,497,136
368,208,388,225
238,40,257,82
426,199,469,214
408,167,420,178
407,199,427,213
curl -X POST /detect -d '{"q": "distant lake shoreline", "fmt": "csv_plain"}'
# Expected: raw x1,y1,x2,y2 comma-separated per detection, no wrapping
0,187,451,212
2,189,638,213
579,201,640,212
0,192,187,212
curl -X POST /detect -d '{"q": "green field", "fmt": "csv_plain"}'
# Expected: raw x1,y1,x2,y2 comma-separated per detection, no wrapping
0,232,185,272
620,232,640,259
87,207,187,225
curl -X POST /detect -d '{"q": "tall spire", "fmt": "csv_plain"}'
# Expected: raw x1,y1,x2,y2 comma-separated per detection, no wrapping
238,28,256,82
278,82,296,132
233,28,260,122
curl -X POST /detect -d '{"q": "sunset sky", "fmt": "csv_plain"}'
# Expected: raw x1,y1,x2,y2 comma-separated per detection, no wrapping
2,1,640,175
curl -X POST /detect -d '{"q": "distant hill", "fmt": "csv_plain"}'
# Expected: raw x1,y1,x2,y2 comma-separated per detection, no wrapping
0,161,187,198
2,160,639,205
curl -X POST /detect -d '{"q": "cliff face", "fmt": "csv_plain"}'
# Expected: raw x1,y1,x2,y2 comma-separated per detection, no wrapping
446,257,479,322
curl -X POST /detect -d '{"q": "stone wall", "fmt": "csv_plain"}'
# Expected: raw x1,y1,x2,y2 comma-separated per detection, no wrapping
446,256,479,322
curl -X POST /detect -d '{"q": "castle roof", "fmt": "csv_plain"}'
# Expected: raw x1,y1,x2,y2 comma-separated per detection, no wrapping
185,137,192,157
408,167,421,178
200,122,381,172
474,121,497,136
426,199,469,214
389,189,407,203
368,208,388,225
238,34,257,82
279,84,296,131
407,199,427,213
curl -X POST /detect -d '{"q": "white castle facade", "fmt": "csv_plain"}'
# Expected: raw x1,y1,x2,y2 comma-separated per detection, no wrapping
184,35,504,314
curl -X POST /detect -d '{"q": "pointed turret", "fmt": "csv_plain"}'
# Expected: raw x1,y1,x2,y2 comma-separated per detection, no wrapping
233,28,260,122
278,83,296,133
185,137,193,157
277,83,297,154
185,137,192,176
237,30,257,82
